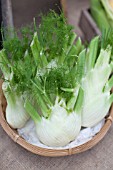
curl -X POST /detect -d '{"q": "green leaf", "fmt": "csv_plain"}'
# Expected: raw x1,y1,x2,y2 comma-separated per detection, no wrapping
86,36,99,72
24,100,41,123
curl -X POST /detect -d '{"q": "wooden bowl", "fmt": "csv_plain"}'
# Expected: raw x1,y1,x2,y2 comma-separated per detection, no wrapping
0,80,113,157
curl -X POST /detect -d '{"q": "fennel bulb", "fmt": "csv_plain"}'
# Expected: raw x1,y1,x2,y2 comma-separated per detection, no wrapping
25,91,83,147
0,26,37,129
25,11,85,147
36,109,81,147
82,65,112,127
81,39,113,127
6,97,30,129
0,48,31,129
23,11,85,147
2,82,30,129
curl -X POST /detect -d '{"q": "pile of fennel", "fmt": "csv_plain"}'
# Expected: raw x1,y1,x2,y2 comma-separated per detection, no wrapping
0,11,113,147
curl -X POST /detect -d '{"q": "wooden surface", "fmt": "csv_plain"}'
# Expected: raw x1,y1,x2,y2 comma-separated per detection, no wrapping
66,0,89,37
1,0,90,39
79,9,101,42
11,0,62,28
1,0,14,28
0,0,2,48
60,0,67,17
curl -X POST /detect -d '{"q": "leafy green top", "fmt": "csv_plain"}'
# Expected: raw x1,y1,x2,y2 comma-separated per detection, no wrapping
38,11,74,62
0,11,85,115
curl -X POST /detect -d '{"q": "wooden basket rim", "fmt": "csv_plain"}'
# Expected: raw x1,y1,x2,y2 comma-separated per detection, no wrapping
0,85,113,157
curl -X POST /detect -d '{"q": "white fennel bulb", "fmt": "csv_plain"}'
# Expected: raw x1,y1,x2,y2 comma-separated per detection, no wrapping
2,82,30,129
35,103,81,147
82,66,111,127
24,89,83,147
81,43,113,127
